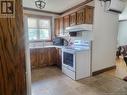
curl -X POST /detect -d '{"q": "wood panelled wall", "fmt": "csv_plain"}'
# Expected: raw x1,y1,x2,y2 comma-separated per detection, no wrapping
0,0,26,95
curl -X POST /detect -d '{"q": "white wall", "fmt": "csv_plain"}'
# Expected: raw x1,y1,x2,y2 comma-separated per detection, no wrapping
119,1,127,20
118,2,127,46
92,0,119,72
118,21,127,46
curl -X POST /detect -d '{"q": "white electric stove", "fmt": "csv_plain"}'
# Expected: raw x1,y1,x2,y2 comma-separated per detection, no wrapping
62,40,92,80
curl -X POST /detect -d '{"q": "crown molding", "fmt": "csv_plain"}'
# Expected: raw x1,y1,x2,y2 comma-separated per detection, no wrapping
23,7,62,15
23,0,93,16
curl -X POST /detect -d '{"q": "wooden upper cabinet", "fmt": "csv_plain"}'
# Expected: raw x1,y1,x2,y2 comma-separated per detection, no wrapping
59,17,64,34
63,15,70,30
84,6,94,24
54,17,63,36
54,18,60,36
54,5,94,36
77,9,85,25
70,12,77,26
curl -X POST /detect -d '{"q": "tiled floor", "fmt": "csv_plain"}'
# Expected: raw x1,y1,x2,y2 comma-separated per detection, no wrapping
31,66,127,95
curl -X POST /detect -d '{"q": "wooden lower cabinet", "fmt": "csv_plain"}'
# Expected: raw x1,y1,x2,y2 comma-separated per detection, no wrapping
30,49,38,69
30,47,61,69
56,48,62,69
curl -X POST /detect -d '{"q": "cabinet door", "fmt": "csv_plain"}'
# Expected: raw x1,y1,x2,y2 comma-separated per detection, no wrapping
59,17,64,35
70,12,77,26
56,48,62,68
30,49,38,69
49,48,58,65
38,48,48,67
63,15,70,30
77,9,85,25
84,6,94,24
54,17,64,36
54,18,60,36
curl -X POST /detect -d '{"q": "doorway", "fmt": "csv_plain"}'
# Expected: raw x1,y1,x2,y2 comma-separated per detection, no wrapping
24,15,62,95
116,20,127,79
104,20,127,80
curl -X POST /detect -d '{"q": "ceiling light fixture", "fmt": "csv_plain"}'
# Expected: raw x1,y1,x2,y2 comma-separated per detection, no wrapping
35,0,46,9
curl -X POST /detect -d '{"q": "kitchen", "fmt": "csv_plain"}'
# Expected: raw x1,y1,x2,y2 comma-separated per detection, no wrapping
23,0,126,95
25,0,94,78
0,0,126,95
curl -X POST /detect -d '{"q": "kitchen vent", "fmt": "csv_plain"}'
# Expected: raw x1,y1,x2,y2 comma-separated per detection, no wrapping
66,24,93,32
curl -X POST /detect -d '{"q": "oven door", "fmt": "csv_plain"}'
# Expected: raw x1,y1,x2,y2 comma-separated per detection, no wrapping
62,49,76,72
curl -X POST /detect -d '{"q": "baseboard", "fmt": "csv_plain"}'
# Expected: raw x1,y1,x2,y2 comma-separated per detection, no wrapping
92,66,116,76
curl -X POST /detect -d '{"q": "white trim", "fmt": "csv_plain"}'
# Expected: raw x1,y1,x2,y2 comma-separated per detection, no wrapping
24,16,32,95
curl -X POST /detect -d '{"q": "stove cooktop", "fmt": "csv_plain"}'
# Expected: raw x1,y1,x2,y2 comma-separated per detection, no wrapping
63,46,90,52
64,40,91,51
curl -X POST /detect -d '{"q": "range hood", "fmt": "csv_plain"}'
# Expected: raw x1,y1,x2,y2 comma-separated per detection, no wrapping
66,24,93,32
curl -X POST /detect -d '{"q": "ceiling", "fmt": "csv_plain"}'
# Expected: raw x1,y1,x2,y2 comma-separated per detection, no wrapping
23,0,87,13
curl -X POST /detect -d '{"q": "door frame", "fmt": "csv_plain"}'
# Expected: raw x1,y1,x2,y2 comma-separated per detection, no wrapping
24,16,32,95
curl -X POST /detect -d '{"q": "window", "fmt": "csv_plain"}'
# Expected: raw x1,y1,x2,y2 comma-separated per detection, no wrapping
28,17,51,41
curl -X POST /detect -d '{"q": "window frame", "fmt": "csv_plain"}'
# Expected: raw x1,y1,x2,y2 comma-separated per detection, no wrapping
26,14,52,42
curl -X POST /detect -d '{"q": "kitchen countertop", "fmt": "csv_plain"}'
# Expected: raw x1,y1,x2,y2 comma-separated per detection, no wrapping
29,45,64,49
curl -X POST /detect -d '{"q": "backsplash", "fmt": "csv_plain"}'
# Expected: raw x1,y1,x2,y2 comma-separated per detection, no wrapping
62,31,93,44
71,31,93,41
29,41,53,48
29,31,93,48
